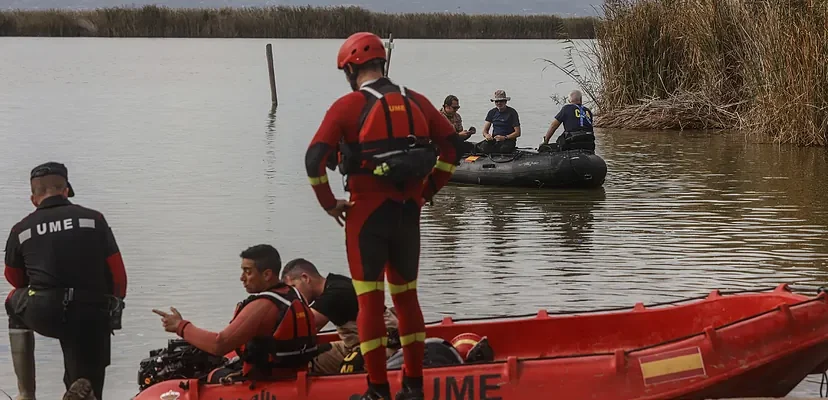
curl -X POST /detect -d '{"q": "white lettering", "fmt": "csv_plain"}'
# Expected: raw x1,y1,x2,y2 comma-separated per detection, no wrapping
36,223,47,235
48,221,62,233
63,218,73,230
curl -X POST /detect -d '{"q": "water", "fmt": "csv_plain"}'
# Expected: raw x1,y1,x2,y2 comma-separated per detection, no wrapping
1,37,827,399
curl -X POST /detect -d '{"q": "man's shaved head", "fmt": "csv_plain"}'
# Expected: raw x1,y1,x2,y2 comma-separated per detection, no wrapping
31,175,68,197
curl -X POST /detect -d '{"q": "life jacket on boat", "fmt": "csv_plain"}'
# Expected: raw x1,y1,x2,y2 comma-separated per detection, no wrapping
232,283,317,377
340,337,465,373
334,79,438,185
386,338,465,370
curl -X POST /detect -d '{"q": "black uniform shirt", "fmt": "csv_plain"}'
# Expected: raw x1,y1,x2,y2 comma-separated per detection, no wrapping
311,273,359,326
554,103,594,132
4,195,127,298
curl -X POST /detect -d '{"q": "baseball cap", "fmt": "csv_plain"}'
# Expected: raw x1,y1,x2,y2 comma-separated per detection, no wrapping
30,162,75,197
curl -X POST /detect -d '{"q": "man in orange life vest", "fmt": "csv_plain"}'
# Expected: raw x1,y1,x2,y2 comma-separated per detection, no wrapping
304,32,463,400
152,244,317,383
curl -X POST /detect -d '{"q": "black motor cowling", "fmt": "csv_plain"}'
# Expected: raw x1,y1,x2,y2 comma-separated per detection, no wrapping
137,339,227,391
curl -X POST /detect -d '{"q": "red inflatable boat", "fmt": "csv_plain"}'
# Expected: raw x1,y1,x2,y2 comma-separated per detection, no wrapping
134,284,828,400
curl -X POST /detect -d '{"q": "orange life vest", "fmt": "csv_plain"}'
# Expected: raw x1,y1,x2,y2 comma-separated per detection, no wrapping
336,79,438,184
232,284,317,375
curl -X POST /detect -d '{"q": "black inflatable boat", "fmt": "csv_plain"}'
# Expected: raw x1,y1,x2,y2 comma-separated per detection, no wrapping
449,149,607,189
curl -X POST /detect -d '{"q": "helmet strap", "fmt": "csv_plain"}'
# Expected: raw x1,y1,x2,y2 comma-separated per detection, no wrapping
344,64,360,91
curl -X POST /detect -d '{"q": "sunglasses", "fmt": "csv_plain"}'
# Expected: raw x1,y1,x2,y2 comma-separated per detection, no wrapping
494,100,506,104
451,105,460,110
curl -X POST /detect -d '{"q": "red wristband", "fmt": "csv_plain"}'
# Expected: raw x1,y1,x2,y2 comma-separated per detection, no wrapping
176,320,191,337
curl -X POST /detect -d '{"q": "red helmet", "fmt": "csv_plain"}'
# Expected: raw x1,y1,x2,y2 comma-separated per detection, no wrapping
337,32,386,70
450,333,482,360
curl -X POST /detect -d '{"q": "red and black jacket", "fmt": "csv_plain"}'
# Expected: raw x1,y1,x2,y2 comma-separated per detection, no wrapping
305,77,463,208
336,80,432,175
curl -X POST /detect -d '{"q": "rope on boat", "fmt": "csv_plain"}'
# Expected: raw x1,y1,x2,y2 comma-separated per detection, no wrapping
567,150,584,177
507,293,826,364
320,286,788,334
315,285,828,374
465,152,523,164
630,295,825,354
446,286,783,324
489,152,522,163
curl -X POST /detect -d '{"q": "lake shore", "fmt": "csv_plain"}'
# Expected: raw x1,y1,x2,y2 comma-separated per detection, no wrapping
0,5,597,39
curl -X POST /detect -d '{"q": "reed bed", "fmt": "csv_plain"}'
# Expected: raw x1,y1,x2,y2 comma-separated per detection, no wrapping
582,0,828,146
0,5,597,39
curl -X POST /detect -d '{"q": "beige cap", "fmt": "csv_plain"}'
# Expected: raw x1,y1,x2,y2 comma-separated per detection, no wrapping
490,89,511,102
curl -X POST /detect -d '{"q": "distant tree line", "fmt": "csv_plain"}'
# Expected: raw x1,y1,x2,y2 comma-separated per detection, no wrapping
0,5,598,39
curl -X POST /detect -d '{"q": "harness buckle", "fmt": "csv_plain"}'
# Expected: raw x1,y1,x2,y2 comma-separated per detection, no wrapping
300,344,317,355
63,288,74,306
61,288,74,323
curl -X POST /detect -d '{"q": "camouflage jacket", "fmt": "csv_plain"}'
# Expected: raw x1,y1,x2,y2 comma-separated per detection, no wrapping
440,108,464,133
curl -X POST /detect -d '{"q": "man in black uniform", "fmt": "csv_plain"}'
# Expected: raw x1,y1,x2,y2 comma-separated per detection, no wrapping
541,89,596,152
4,162,127,400
280,258,398,374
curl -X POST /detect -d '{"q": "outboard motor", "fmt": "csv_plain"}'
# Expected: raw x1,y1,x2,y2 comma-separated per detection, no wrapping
137,339,227,391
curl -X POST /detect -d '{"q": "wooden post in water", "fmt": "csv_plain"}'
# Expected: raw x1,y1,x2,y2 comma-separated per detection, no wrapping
384,33,394,77
266,43,278,107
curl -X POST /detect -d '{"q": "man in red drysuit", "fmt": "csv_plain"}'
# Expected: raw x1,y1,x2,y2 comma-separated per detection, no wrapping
304,32,463,400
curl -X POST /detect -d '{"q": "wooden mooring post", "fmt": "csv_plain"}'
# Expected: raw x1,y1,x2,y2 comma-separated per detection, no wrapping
384,33,394,76
265,43,278,107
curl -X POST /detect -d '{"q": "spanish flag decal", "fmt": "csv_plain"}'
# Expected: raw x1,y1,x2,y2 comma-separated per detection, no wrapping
639,347,707,385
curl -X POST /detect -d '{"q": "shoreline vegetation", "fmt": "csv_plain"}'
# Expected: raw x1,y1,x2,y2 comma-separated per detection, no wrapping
573,0,828,146
0,5,598,39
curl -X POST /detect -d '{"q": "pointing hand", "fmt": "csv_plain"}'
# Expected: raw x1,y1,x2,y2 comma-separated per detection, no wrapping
152,307,183,333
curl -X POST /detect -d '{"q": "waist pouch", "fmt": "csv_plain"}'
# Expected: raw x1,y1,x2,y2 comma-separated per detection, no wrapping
108,296,125,331
371,146,438,183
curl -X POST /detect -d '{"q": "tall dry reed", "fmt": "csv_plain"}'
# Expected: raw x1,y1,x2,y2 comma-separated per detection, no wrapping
561,0,828,146
0,5,597,39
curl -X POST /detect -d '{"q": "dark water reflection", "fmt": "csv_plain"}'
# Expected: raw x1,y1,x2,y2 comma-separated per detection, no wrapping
265,105,279,234
418,129,828,323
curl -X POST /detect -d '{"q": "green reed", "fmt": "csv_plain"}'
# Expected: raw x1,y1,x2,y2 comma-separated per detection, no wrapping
558,0,828,145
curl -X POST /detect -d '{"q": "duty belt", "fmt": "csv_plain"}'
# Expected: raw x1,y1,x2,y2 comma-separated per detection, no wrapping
28,287,119,324
62,288,116,323
60,287,112,303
